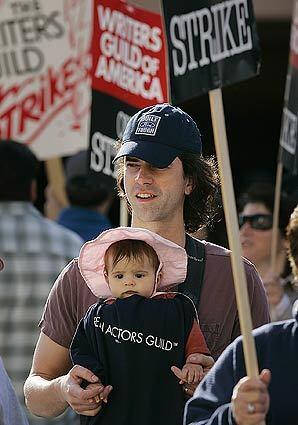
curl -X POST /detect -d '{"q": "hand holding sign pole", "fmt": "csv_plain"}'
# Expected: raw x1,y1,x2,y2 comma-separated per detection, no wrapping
162,2,263,422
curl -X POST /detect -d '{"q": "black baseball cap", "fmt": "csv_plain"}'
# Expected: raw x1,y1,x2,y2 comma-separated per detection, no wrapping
113,103,202,168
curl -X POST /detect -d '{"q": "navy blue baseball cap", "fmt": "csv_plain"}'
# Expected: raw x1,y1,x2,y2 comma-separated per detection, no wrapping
113,103,202,168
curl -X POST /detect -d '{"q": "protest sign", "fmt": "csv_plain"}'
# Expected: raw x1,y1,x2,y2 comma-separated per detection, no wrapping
0,0,92,160
162,0,262,388
89,0,168,177
271,1,298,270
162,0,260,103
280,1,298,175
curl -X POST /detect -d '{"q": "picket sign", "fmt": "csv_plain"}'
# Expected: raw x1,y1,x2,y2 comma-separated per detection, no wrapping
209,90,262,407
210,90,264,425
271,2,298,271
270,162,283,271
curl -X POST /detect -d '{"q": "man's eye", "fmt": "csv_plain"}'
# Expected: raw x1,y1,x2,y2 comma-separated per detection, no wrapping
126,162,138,168
149,164,161,171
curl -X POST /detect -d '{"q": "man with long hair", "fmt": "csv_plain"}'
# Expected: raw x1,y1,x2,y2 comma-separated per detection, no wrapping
24,104,269,420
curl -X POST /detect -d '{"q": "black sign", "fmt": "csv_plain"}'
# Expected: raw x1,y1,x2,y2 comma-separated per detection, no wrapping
162,0,260,103
279,3,298,175
89,91,137,180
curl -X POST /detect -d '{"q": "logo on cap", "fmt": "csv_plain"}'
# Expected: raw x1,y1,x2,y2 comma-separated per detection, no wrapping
135,115,161,136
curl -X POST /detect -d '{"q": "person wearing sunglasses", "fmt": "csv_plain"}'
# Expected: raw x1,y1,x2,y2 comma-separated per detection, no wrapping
184,204,298,425
238,183,297,322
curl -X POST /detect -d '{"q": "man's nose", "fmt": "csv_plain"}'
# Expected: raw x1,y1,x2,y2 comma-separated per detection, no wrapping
135,165,153,184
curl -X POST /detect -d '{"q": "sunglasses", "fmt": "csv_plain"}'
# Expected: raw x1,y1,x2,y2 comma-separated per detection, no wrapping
238,214,273,231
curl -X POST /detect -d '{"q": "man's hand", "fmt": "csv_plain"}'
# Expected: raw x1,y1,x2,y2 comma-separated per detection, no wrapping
187,353,214,376
231,369,271,425
59,365,113,416
171,353,214,397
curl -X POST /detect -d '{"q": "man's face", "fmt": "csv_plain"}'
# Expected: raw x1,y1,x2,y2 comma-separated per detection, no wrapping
123,156,192,226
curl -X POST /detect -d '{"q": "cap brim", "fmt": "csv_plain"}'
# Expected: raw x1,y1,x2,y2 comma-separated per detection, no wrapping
113,141,181,168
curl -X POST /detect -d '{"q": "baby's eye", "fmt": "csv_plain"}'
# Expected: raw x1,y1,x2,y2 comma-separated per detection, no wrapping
135,273,145,278
115,274,123,279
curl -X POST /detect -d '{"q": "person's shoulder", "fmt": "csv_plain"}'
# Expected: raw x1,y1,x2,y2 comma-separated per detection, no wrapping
42,216,83,242
37,215,83,257
253,317,296,339
188,235,229,257
231,319,296,353
26,205,81,241
196,238,256,270
59,257,81,277
51,258,86,292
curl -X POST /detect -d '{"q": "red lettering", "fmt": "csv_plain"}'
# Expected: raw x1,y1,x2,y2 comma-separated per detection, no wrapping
0,50,90,140
19,94,39,133
0,105,17,139
63,58,78,90
48,67,64,104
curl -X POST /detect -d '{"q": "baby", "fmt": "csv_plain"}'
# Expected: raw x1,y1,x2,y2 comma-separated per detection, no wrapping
71,227,213,425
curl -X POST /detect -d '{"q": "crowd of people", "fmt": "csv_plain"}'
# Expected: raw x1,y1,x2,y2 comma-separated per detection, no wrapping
0,103,297,425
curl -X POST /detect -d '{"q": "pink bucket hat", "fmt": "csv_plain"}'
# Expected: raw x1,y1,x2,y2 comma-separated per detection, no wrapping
78,227,187,298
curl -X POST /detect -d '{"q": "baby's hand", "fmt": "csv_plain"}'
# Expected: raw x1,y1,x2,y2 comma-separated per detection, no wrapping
171,363,203,385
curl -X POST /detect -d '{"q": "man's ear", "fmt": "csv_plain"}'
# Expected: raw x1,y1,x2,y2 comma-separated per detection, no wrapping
185,176,194,195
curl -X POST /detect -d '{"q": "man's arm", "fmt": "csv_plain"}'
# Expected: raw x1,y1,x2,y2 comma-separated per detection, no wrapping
24,332,110,418
232,263,270,341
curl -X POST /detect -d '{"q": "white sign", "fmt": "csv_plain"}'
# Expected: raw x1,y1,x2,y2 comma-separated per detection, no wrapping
0,0,93,159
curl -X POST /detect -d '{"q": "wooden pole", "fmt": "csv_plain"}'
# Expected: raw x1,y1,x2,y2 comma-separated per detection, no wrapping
209,89,260,382
120,198,129,226
45,157,69,209
270,161,283,271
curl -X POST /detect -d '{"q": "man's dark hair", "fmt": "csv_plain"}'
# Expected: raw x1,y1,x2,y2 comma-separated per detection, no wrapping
66,175,115,208
0,140,39,201
115,141,220,233
238,183,296,236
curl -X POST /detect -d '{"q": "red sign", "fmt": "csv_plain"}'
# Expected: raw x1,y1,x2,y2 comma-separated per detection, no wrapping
92,0,168,109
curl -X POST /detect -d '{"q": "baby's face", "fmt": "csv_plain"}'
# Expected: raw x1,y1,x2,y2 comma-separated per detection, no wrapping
105,255,156,299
